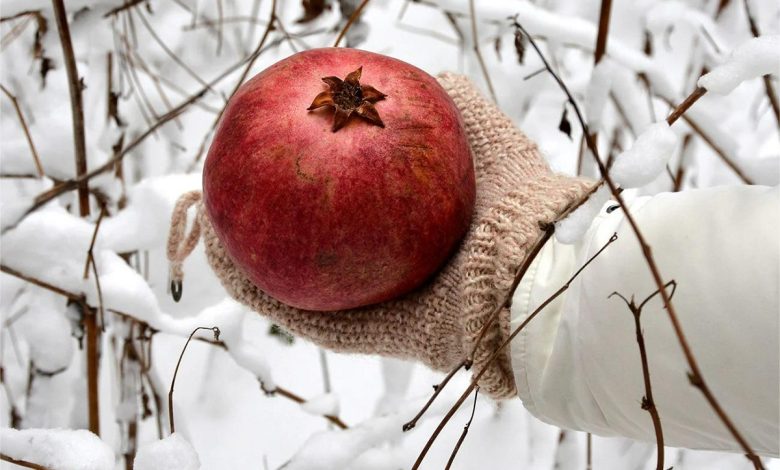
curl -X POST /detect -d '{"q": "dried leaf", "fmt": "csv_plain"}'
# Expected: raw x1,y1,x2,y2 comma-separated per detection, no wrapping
558,107,572,140
360,85,387,102
307,90,335,110
296,0,330,23
332,107,352,132
355,102,384,127
514,30,526,64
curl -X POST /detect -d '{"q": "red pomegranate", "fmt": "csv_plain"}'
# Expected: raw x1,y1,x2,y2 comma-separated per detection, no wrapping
203,48,475,311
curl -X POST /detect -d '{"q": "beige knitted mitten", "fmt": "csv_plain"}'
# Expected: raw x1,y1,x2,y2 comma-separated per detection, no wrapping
168,73,591,399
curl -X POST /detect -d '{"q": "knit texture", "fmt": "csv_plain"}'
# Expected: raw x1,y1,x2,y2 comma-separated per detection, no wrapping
171,73,591,399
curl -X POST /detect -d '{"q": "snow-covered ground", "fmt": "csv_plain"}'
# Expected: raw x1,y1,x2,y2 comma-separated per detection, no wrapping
1,0,778,468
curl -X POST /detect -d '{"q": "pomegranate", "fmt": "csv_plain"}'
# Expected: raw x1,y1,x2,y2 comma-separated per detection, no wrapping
203,48,475,311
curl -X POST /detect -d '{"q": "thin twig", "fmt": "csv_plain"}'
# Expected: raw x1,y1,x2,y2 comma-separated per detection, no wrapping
402,359,470,432
609,281,677,470
468,0,497,102
0,453,50,470
594,0,613,63
0,84,44,177
333,0,370,47
586,432,593,470
104,0,147,18
168,326,221,434
83,207,107,280
665,87,706,126
271,386,349,429
513,19,763,469
134,8,217,97
411,233,618,469
664,97,754,184
444,386,479,470
188,0,279,171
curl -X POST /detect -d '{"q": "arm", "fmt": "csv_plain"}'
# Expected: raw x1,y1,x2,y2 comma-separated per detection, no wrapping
510,185,779,456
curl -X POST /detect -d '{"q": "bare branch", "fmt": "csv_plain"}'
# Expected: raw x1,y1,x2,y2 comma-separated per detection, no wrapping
271,386,349,430
168,326,221,434
468,0,497,103
402,359,471,432
0,84,44,177
0,453,50,470
333,0,370,47
444,387,479,470
104,0,147,18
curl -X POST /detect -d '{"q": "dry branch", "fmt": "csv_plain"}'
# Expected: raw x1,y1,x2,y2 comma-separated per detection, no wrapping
51,0,100,436
0,84,44,177
272,386,349,430
444,386,479,470
0,453,50,470
468,0,497,103
333,0,370,47
168,326,221,434
402,359,471,432
609,280,678,470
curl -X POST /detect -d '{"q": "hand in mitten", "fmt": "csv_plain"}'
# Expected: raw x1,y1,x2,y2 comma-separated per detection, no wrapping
167,73,591,399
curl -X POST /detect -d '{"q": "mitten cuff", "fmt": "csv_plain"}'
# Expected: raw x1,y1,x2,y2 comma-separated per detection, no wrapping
462,172,591,399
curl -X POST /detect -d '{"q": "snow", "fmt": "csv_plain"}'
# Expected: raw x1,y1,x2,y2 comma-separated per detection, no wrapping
554,185,610,245
585,59,616,130
699,35,780,94
134,433,200,470
0,428,114,470
302,393,340,417
14,288,74,374
610,122,679,188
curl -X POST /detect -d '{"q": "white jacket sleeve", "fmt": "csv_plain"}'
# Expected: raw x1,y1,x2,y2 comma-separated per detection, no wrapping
508,185,779,457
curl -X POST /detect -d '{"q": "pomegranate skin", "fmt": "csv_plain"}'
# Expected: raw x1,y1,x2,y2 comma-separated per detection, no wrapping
203,48,475,311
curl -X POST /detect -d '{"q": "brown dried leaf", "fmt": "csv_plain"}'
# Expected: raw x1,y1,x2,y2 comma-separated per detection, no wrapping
344,66,362,85
307,90,335,110
355,102,384,128
361,85,386,103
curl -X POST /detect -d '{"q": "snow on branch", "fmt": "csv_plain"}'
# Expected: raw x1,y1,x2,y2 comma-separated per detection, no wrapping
610,122,679,188
698,35,780,95
134,433,200,470
0,428,113,470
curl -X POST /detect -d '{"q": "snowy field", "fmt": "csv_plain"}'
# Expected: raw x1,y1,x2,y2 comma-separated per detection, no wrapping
0,0,778,468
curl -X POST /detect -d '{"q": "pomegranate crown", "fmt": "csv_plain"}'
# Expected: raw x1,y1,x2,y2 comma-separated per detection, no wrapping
307,67,387,132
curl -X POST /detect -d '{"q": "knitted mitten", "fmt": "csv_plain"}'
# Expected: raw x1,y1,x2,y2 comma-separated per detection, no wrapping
168,73,591,399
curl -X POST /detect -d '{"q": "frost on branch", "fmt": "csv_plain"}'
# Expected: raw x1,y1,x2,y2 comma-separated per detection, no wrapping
698,35,780,94
554,185,610,245
610,122,678,188
134,433,200,470
0,428,114,470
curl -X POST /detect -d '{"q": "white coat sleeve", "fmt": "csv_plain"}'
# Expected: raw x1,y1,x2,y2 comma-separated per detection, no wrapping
508,185,779,456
